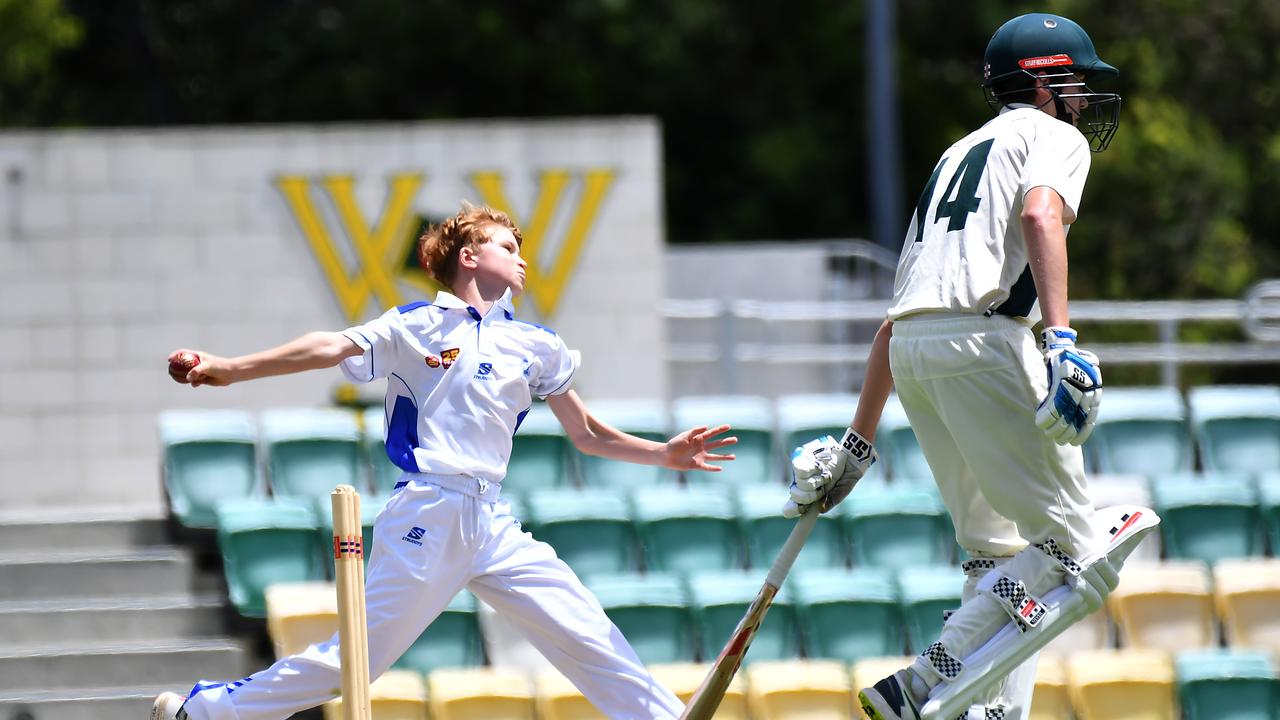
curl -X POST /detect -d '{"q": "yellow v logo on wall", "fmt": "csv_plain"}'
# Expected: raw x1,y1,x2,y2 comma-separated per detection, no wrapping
275,170,616,323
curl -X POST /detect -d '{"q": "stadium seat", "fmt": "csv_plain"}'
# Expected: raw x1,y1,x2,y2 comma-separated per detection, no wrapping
736,484,848,570
525,488,639,576
775,393,874,479
394,589,484,673
687,569,801,664
1087,386,1192,477
1030,654,1073,720
362,405,403,495
1188,385,1280,475
745,659,853,719
427,667,535,720
648,662,749,720
534,670,602,720
1257,472,1280,554
793,567,902,662
1151,473,1262,563
897,565,964,654
632,486,742,574
1177,649,1279,720
585,572,694,665
159,409,260,528
1066,648,1176,720
1107,560,1215,651
509,401,574,490
576,399,674,487
260,407,365,499
312,492,383,578
1213,558,1280,655
851,656,915,719
880,394,932,481
841,484,952,568
265,581,337,658
673,395,775,486
323,669,428,720
1042,598,1113,656
215,497,324,618
1091,474,1162,563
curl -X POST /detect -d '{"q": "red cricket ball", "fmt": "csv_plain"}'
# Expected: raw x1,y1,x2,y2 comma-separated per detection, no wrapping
169,351,200,382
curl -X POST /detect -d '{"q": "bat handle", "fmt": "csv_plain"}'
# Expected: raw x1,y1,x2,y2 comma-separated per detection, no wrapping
765,508,819,588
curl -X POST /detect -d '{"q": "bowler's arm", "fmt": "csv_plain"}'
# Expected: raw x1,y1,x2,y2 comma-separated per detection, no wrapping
170,331,362,387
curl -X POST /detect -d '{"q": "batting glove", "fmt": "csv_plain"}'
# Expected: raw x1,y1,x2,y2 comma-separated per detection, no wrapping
782,428,878,518
1035,326,1103,446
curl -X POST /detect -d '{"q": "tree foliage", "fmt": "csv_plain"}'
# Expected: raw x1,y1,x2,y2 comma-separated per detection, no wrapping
5,0,1279,300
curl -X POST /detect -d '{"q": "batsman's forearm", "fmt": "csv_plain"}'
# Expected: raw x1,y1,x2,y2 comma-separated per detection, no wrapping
226,331,358,382
851,319,894,441
1022,208,1071,328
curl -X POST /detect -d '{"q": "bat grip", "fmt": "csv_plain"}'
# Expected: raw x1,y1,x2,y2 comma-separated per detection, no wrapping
765,508,819,588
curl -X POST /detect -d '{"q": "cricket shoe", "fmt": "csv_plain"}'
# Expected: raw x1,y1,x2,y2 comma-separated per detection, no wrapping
150,691,189,720
858,669,924,720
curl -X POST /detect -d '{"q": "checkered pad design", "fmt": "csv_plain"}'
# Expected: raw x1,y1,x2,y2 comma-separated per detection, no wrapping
990,576,1046,631
961,558,998,576
954,708,1006,720
1035,538,1082,576
922,641,963,680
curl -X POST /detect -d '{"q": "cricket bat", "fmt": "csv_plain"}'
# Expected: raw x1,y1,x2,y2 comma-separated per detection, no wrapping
679,508,820,720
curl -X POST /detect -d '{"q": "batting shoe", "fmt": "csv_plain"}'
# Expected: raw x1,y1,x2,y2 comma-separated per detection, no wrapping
150,691,189,720
858,669,925,720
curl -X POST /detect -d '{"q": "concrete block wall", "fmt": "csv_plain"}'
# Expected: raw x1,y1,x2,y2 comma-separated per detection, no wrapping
0,118,666,511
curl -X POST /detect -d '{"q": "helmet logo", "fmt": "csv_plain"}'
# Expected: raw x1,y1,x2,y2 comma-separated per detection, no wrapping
1018,53,1073,69
1044,19,1058,28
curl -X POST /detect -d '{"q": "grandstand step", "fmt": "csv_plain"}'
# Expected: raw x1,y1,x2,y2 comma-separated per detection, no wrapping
0,594,228,645
0,548,200,601
0,684,174,720
0,514,171,553
0,638,253,692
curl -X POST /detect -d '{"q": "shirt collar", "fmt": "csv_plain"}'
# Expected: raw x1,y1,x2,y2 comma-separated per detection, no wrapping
432,289,516,321
999,102,1040,115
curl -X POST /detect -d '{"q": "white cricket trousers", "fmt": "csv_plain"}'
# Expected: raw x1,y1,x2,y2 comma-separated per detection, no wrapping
890,314,1107,718
183,477,684,720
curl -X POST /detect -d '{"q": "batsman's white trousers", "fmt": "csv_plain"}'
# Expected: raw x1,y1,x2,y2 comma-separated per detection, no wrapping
890,314,1107,712
183,477,684,720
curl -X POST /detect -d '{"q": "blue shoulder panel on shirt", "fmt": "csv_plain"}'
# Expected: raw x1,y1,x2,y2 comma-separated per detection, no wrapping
508,318,557,335
396,301,434,314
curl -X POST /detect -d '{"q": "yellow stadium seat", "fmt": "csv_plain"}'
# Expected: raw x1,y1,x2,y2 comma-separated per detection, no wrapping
427,668,535,720
1067,649,1176,720
747,660,852,719
1213,557,1280,655
323,669,428,720
1041,599,1112,656
264,581,337,658
534,670,604,720
1029,654,1073,720
647,662,749,720
1108,561,1215,651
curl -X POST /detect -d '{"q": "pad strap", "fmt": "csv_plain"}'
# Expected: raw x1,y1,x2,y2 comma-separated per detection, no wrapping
961,558,998,577
977,573,1047,632
1035,538,1083,576
921,641,965,681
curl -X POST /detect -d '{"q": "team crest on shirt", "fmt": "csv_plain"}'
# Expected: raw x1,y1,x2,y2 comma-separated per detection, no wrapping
440,348,460,368
424,355,441,368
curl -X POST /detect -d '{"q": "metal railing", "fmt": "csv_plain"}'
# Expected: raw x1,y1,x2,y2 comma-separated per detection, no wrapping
665,279,1280,391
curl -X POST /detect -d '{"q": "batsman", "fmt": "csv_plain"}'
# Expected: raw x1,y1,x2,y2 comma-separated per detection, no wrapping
787,13,1158,720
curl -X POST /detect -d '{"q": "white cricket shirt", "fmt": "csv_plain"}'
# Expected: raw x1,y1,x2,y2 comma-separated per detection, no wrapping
340,289,579,484
887,105,1091,321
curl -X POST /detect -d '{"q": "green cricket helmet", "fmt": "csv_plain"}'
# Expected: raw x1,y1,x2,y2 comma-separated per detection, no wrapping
982,13,1121,152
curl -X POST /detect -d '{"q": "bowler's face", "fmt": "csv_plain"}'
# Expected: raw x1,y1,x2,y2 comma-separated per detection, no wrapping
475,226,527,296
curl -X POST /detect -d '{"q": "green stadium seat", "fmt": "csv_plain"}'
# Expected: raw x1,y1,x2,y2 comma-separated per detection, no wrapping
673,395,776,486
508,401,574,490
394,589,485,673
792,567,902,662
1151,473,1262,564
159,409,260,529
687,569,801,664
632,486,742,574
215,497,324,618
1176,649,1279,720
897,565,964,654
1087,386,1192,476
525,488,639,576
586,572,695,665
880,394,932,481
735,484,847,570
577,399,675,487
841,484,953,568
1188,385,1280,475
312,492,384,578
261,408,365,500
1259,473,1280,555
362,406,403,496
